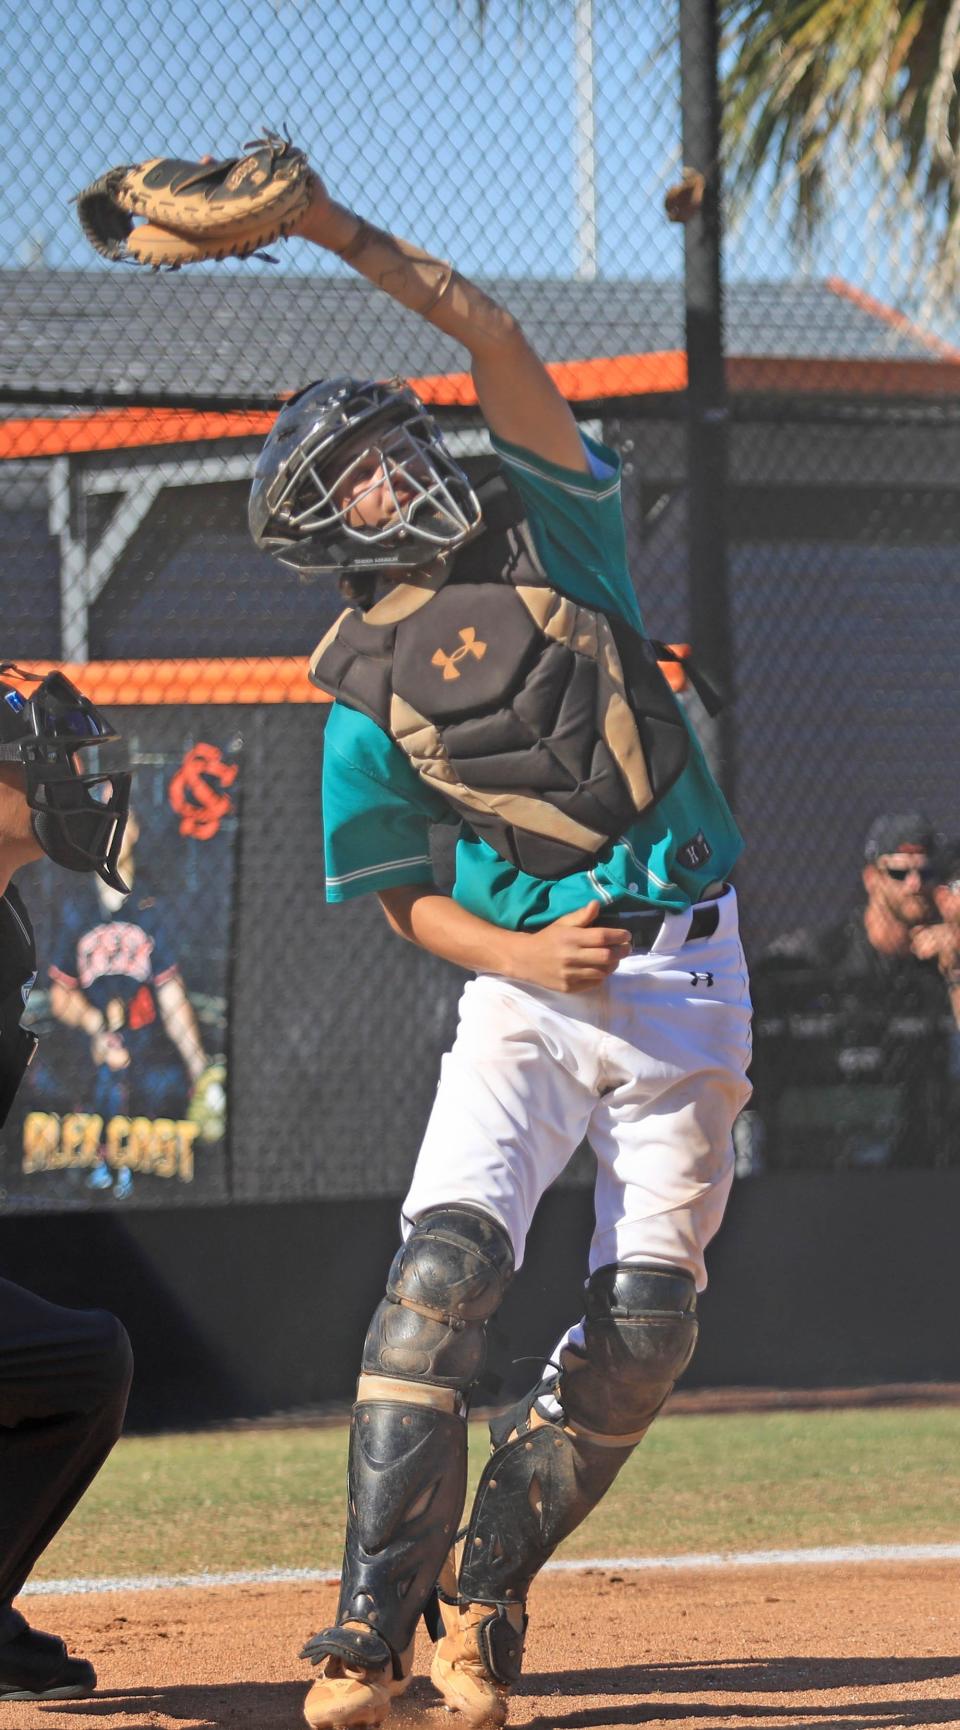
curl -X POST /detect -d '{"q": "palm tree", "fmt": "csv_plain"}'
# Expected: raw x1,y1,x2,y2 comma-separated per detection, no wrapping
458,1,960,305
721,0,960,307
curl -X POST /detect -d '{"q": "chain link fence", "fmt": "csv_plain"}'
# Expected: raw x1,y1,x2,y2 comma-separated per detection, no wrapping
2,0,959,1207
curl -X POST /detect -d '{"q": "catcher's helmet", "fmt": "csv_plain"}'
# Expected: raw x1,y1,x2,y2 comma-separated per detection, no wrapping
0,665,132,892
248,377,482,577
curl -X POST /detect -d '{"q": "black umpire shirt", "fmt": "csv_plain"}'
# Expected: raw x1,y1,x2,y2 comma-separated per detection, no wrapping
0,884,38,1127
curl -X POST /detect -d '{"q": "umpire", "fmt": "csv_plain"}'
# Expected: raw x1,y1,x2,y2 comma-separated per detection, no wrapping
0,664,133,1700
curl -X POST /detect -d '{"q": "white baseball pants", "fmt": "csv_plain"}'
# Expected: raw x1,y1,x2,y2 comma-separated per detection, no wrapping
402,886,752,1294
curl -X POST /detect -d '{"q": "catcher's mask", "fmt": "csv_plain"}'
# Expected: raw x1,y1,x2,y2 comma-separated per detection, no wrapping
0,665,132,892
248,377,482,582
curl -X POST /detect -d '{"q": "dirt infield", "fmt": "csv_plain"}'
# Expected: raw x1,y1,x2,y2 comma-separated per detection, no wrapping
10,1560,960,1729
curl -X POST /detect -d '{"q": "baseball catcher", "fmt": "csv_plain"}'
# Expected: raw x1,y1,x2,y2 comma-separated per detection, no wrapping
164,146,752,1728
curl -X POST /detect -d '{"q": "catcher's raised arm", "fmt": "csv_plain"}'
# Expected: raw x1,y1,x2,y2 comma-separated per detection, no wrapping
293,170,587,472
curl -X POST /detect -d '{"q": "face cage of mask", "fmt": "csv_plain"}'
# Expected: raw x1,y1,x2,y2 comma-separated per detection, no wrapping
25,753,132,891
271,416,482,553
0,673,132,890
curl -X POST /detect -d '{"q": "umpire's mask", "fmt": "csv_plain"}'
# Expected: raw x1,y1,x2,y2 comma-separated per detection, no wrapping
0,666,132,892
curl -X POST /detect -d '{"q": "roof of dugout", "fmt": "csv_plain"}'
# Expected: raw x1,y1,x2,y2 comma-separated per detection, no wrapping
2,269,959,458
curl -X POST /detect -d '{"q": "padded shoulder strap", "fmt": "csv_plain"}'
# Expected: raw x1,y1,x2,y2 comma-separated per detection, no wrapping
470,460,526,534
308,606,396,729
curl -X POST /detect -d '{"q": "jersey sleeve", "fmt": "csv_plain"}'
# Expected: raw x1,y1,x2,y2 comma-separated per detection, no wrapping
322,704,451,903
489,431,642,628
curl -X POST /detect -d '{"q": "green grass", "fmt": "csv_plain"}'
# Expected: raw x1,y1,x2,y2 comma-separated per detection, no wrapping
33,1407,960,1583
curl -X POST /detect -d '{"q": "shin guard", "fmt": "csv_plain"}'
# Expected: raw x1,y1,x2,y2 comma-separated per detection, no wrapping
458,1263,698,1632
305,1207,514,1678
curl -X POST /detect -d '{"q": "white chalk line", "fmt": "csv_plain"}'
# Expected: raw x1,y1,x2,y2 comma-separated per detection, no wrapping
23,1543,960,1598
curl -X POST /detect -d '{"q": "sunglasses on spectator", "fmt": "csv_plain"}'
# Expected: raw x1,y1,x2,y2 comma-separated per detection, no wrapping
877,862,936,882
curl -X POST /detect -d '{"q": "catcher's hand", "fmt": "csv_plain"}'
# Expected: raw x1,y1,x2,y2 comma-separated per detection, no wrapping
74,133,313,268
187,1057,227,1143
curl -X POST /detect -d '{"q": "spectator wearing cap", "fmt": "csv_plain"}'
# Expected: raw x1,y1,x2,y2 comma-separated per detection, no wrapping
777,811,946,993
746,810,954,1171
861,812,942,971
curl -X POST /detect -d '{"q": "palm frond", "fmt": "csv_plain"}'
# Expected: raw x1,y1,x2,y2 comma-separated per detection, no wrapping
721,0,960,307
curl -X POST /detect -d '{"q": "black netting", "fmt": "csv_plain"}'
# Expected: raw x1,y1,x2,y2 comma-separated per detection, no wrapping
2,0,959,1207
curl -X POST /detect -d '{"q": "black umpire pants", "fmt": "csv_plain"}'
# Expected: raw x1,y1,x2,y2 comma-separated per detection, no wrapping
0,1277,133,1642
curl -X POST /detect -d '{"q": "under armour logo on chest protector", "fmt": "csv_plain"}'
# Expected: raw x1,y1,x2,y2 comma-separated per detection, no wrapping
431,627,488,682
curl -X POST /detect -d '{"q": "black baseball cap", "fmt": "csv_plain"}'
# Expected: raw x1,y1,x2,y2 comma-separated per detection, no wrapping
863,812,938,861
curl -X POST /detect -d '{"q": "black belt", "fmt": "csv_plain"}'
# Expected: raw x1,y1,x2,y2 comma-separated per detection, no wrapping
601,900,721,953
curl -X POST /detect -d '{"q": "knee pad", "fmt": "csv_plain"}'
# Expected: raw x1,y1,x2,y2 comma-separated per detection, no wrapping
559,1262,698,1443
362,1205,514,1394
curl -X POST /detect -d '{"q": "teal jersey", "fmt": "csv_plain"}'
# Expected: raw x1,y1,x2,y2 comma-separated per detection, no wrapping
322,433,742,923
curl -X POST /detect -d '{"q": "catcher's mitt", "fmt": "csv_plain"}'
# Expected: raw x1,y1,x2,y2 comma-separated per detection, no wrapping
74,133,312,268
187,1057,227,1144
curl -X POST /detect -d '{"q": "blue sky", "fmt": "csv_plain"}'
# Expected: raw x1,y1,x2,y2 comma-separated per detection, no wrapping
2,0,953,339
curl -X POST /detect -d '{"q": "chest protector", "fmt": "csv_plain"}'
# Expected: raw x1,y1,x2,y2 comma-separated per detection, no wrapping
309,494,698,880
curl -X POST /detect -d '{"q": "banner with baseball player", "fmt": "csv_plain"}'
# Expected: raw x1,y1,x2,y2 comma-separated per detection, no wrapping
0,710,241,1209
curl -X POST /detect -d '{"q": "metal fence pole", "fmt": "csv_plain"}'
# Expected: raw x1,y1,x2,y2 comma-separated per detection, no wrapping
573,0,598,280
678,0,735,804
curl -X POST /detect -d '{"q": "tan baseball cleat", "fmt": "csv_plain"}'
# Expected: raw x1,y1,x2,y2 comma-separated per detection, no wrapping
302,1657,406,1729
302,1625,413,1730
430,1599,525,1728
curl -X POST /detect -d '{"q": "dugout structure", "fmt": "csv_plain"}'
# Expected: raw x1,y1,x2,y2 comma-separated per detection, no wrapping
3,270,960,1199
2,270,960,1418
